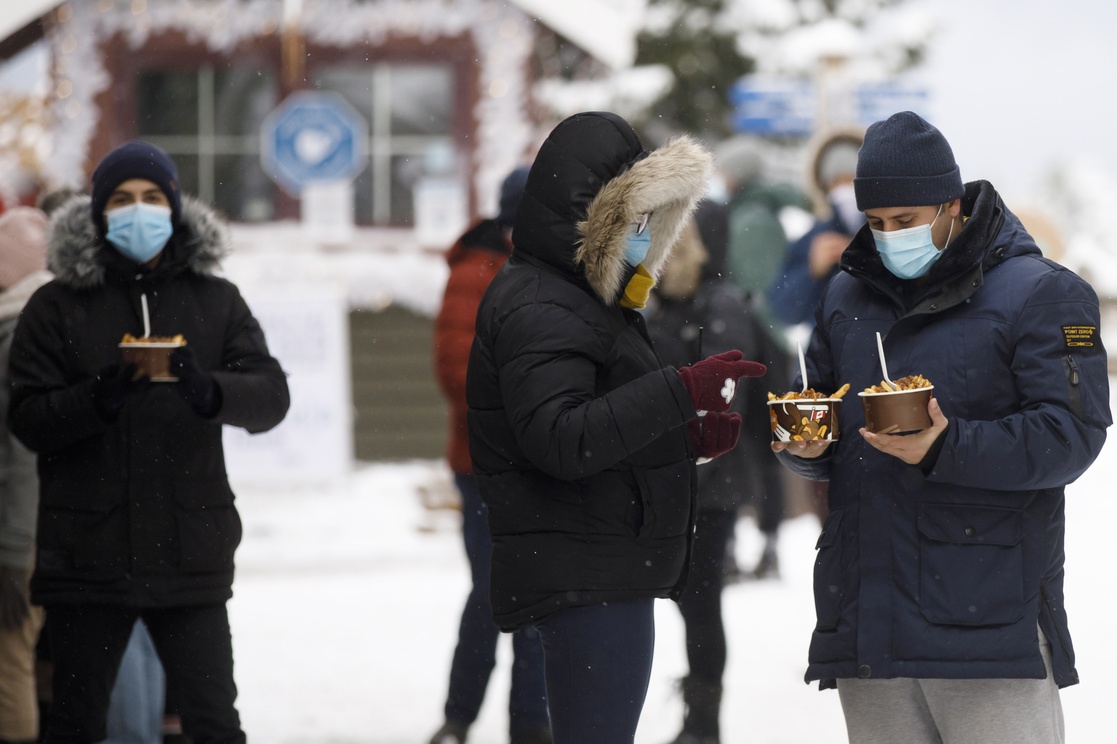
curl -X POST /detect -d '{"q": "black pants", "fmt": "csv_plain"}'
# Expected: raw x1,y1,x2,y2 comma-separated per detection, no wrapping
677,510,737,682
43,603,244,744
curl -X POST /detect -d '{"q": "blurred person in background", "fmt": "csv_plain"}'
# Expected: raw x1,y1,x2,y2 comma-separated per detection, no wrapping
646,199,779,744
466,111,765,744
766,128,865,524
0,206,51,744
7,141,289,744
714,136,812,327
767,128,866,331
713,138,811,579
428,165,551,744
774,111,1110,744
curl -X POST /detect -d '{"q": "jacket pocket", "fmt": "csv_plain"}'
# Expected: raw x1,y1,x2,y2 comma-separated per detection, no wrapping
917,503,1024,626
38,483,128,577
174,481,242,573
633,461,693,542
813,509,845,631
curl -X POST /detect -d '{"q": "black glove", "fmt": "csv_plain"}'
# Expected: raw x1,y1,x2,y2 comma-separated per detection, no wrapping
169,346,220,417
0,565,30,631
91,363,150,420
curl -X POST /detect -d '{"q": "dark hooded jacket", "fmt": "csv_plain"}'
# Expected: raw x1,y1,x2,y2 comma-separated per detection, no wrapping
466,112,712,631
647,200,784,513
778,181,1110,688
7,195,290,607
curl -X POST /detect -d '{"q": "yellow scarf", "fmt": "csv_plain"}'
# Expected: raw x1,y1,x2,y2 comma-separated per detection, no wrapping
619,264,654,310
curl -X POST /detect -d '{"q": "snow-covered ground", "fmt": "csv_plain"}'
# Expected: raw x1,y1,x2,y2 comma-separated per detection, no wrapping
225,420,1117,744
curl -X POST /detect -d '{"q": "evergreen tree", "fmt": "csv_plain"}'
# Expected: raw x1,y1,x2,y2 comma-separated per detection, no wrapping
634,0,929,141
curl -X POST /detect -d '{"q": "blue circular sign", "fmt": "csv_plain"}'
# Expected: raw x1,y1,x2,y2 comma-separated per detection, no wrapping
261,91,369,195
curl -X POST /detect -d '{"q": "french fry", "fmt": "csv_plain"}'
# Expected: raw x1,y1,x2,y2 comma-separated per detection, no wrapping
862,374,932,394
768,384,850,401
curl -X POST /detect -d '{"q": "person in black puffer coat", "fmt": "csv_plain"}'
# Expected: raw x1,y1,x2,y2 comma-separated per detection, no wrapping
466,112,767,744
7,141,290,744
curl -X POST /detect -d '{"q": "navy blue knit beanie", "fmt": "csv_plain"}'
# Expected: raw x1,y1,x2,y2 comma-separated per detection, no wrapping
496,166,530,228
854,112,963,211
90,140,182,231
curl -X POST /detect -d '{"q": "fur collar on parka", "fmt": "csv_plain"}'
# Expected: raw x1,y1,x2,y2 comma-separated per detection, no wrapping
47,194,231,289
512,112,713,306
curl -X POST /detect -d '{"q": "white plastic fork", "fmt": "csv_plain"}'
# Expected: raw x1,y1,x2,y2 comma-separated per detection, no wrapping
875,332,897,391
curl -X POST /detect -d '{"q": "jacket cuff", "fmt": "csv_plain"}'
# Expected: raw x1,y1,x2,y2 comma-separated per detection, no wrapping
917,422,950,475
665,366,699,421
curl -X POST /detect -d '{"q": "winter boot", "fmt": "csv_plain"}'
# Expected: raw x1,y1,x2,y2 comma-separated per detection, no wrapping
663,676,722,744
429,721,469,744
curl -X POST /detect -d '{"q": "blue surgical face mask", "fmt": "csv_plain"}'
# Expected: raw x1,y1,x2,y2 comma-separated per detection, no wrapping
106,202,174,264
871,204,954,280
623,213,651,267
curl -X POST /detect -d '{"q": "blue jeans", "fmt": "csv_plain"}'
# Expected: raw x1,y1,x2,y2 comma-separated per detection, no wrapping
535,599,655,744
443,474,549,735
104,620,164,744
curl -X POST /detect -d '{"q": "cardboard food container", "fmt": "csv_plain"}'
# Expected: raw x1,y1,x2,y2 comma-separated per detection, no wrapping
119,339,185,382
768,398,841,442
859,386,934,434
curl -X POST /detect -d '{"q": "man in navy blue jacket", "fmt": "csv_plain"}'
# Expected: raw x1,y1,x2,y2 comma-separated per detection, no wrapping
774,111,1110,743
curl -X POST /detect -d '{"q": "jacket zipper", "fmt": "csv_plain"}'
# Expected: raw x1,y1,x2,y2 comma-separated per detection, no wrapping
1062,355,1083,420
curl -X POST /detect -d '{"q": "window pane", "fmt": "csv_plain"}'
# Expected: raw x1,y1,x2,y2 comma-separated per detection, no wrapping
169,153,200,199
391,153,422,224
214,68,278,137
389,65,452,135
313,66,374,123
137,71,199,137
351,158,375,223
214,154,276,222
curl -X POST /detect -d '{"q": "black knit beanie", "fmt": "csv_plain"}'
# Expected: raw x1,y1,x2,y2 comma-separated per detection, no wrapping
90,140,182,232
854,112,963,211
496,166,530,228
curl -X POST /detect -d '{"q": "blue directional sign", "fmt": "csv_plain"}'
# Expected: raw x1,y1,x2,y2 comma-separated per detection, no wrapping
730,77,815,137
261,91,368,195
730,75,930,136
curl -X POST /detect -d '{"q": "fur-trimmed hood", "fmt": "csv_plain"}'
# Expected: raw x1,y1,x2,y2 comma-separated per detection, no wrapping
47,194,231,289
512,112,713,305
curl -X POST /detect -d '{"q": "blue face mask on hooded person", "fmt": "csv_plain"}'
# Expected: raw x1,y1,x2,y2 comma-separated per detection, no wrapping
106,202,174,263
623,213,651,267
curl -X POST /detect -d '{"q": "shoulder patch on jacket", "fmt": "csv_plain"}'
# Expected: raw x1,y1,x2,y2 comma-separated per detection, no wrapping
1062,325,1097,348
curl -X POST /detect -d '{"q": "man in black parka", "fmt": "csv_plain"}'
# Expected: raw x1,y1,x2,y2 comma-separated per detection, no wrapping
6,141,289,743
466,112,766,744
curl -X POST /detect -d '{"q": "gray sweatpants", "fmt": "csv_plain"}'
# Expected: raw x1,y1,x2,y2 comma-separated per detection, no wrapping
836,633,1064,744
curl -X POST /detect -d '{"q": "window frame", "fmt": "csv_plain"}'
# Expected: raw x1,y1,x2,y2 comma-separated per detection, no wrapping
94,29,480,227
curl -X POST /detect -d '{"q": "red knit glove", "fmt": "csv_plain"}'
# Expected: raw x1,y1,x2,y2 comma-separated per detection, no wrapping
678,350,766,413
687,412,742,461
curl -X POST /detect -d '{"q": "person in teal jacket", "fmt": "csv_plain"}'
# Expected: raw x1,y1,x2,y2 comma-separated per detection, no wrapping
774,112,1110,744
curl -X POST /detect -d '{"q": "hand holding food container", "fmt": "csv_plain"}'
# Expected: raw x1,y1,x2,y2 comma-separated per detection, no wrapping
858,332,934,434
117,294,186,381
767,341,849,443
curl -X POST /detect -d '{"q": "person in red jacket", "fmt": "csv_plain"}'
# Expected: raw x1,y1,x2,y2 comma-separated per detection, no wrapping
428,167,550,744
